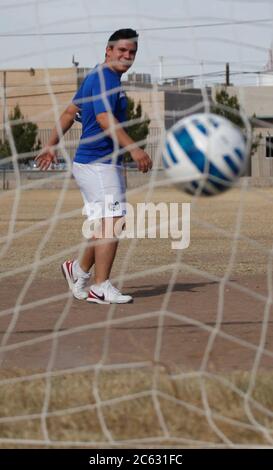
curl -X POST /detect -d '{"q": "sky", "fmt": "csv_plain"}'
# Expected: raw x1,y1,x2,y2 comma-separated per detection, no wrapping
0,0,273,86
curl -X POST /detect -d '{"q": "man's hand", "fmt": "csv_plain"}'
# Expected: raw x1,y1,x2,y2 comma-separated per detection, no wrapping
131,148,153,173
35,146,58,171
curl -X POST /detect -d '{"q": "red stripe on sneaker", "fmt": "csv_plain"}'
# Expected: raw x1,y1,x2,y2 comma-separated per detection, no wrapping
88,290,105,301
67,261,73,278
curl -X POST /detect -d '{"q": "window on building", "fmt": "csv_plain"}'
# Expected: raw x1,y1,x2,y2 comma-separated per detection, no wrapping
266,136,273,158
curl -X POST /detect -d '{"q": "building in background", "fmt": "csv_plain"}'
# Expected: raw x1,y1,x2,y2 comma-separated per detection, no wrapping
257,42,273,87
1,66,273,174
0,67,207,167
0,68,79,129
212,85,273,177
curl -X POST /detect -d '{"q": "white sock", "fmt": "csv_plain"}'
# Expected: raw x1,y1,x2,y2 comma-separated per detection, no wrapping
92,280,108,290
72,260,90,279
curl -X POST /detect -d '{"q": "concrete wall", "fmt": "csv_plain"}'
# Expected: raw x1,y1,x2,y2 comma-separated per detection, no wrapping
251,127,273,177
5,69,273,177
1,68,78,128
0,68,166,131
125,88,165,130
211,85,273,176
213,85,273,118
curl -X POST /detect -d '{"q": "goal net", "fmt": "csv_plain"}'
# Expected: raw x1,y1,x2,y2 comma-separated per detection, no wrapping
0,0,273,449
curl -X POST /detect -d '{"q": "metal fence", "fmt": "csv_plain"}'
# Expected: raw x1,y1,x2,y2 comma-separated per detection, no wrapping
252,143,273,177
3,127,272,177
0,126,163,167
37,127,163,166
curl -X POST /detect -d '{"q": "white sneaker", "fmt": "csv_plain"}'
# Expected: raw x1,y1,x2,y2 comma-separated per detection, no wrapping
87,280,133,304
61,260,89,300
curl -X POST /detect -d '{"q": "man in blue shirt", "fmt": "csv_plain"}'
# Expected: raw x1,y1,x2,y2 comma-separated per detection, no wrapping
72,61,128,165
36,28,152,304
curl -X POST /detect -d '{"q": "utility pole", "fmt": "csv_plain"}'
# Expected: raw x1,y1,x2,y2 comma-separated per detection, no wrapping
159,56,164,83
225,62,230,86
2,70,7,141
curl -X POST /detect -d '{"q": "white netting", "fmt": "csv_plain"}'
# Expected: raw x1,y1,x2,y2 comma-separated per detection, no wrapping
1,0,273,449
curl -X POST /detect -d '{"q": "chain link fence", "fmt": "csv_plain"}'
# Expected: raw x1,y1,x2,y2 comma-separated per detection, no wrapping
2,129,272,190
37,127,163,166
0,127,164,190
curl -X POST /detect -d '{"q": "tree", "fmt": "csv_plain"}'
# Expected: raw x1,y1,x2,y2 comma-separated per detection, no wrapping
211,89,261,157
0,104,41,164
124,97,150,163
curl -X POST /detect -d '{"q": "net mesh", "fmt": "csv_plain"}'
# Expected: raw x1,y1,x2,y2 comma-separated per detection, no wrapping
0,0,273,448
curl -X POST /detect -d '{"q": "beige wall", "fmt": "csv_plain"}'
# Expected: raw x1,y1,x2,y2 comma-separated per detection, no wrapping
1,68,165,131
251,127,273,177
4,69,273,174
125,89,165,129
0,67,165,166
1,68,78,128
213,85,273,118
212,85,273,176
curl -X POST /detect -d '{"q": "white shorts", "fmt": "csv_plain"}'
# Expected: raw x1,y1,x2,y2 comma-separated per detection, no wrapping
72,162,126,221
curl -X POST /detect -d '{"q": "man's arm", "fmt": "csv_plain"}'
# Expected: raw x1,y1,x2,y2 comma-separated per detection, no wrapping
35,103,80,171
96,112,152,173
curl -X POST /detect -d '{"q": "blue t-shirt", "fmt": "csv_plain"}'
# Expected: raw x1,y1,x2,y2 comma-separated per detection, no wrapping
72,64,127,165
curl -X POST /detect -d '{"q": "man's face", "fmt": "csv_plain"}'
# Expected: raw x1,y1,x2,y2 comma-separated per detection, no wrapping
106,39,137,73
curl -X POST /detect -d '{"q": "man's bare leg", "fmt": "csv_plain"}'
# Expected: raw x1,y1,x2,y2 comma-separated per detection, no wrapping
94,238,119,284
79,243,95,273
93,217,121,284
86,217,132,304
78,216,122,283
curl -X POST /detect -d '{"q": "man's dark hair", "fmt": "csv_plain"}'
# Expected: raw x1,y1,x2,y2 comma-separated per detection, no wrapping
108,28,138,46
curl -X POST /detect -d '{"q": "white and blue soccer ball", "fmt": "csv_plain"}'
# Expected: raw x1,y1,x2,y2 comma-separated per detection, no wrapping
162,113,248,196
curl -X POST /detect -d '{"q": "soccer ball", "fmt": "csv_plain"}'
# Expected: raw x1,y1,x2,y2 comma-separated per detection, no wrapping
162,113,248,196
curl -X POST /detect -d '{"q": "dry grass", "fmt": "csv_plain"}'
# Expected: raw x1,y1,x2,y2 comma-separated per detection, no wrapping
1,185,273,447
1,186,273,279
0,367,273,447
